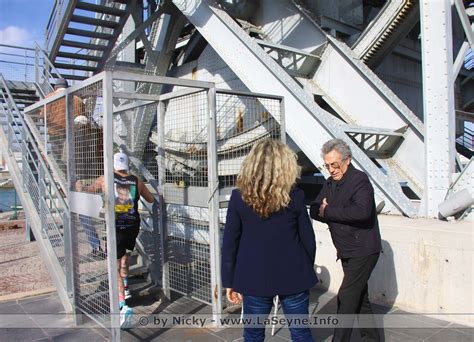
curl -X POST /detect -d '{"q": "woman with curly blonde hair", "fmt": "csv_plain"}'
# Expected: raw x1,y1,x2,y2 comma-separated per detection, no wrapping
222,139,317,342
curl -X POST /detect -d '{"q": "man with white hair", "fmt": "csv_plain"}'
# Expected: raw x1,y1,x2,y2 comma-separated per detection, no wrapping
310,138,382,342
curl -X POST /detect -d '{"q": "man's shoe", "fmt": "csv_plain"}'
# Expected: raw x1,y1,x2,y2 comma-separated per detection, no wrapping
120,305,133,329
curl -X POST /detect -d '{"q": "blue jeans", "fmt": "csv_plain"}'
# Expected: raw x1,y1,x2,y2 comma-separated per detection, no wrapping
243,290,314,342
79,214,100,251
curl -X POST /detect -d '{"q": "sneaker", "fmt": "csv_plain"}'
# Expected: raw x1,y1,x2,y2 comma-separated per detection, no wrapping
124,288,132,300
120,305,133,329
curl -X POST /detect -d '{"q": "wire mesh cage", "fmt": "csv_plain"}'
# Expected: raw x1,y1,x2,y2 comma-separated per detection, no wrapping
67,79,112,327
112,92,162,289
159,90,212,303
155,88,283,306
215,91,283,189
19,70,284,332
19,104,70,274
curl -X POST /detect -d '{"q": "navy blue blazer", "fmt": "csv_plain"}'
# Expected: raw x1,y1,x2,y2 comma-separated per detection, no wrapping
221,187,318,296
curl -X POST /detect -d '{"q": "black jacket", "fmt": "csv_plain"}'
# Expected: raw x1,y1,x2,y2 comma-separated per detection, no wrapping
310,164,381,259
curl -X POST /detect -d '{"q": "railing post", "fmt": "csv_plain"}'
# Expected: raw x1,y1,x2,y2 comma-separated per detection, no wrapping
24,49,28,82
207,86,222,323
38,163,46,233
103,71,121,341
156,100,170,299
44,103,48,154
21,135,28,194
6,101,13,149
64,90,80,325
35,46,39,85
279,97,286,144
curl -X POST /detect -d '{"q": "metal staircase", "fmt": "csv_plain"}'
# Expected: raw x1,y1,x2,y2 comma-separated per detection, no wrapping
456,125,473,159
0,74,73,312
352,0,419,67
45,0,135,81
0,81,39,107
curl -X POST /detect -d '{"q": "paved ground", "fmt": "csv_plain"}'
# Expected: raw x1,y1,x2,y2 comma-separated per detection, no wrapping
0,223,54,298
0,217,472,341
0,289,472,342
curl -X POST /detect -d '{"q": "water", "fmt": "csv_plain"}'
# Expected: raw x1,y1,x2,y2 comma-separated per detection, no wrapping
0,188,20,213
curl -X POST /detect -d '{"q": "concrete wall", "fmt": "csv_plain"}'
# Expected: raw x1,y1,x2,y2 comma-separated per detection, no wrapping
313,215,474,326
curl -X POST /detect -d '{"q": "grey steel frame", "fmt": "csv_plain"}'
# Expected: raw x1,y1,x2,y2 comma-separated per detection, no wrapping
24,71,121,339
20,69,285,331
0,74,72,312
111,70,223,319
158,83,284,317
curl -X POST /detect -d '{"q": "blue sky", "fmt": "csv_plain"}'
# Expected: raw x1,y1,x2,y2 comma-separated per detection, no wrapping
0,0,54,47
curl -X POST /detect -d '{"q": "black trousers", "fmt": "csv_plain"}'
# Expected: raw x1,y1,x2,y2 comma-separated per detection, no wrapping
332,253,381,342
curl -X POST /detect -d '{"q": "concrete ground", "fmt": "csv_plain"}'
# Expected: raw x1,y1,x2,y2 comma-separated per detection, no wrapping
0,289,472,342
0,219,472,341
0,222,54,298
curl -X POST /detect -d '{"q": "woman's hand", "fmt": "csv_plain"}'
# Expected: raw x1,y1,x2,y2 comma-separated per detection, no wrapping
226,288,242,305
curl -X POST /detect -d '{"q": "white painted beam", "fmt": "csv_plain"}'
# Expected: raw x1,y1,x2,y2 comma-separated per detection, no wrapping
420,0,456,217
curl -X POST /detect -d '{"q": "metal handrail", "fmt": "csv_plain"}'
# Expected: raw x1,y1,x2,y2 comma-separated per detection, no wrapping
0,44,38,83
44,0,68,54
1,107,67,254
34,42,63,83
0,43,35,51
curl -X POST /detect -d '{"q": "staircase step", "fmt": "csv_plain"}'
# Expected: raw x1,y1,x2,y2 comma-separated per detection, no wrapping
54,63,97,72
5,88,37,95
51,73,88,81
1,98,36,105
61,40,107,51
66,28,115,40
75,2,127,17
57,51,102,62
9,94,38,101
70,14,120,29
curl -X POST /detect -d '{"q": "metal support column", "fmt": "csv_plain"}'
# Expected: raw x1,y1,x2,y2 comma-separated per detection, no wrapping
65,91,80,324
420,0,456,217
207,87,222,322
156,101,170,299
103,71,120,340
